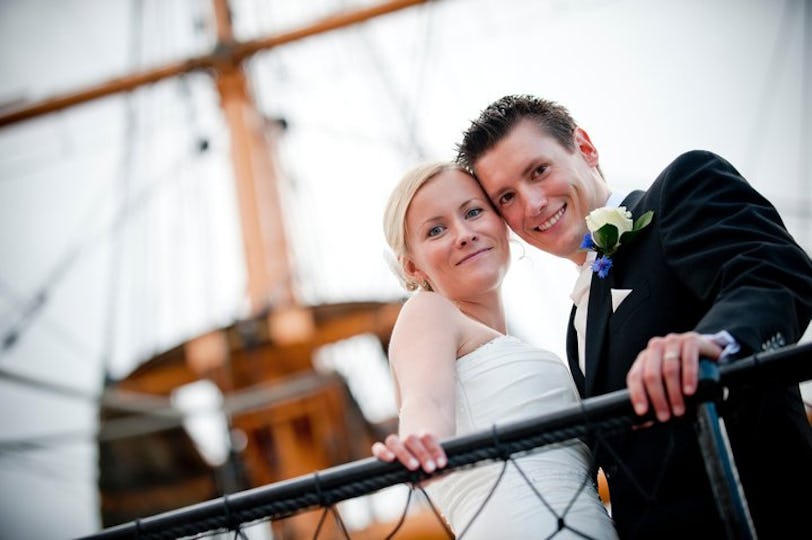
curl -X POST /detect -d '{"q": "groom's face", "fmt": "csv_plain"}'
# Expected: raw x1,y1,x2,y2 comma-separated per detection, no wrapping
473,119,609,265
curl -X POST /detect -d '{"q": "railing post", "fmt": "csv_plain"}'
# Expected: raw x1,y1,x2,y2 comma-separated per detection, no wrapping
694,359,757,539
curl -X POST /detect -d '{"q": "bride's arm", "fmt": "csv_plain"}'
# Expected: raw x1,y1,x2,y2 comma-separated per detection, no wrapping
371,292,458,473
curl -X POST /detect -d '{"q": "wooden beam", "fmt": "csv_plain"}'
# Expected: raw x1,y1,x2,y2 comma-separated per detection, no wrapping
0,0,429,128
0,57,211,128
230,0,429,61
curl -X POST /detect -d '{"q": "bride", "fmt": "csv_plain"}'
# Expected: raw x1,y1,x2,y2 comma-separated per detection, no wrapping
371,162,617,539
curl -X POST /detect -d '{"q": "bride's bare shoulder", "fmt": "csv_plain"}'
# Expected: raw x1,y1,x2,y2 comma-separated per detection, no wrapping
401,290,456,313
393,292,464,335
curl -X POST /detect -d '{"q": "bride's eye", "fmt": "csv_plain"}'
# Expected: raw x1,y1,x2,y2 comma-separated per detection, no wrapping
427,224,445,237
465,207,483,219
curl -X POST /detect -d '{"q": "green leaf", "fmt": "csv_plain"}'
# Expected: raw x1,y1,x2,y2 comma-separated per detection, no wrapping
633,210,654,231
619,229,640,245
593,224,618,254
620,211,654,245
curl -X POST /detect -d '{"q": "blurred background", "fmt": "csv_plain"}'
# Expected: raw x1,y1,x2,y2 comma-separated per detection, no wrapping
0,0,809,538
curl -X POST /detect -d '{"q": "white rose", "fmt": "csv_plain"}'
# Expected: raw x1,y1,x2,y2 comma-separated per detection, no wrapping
586,206,633,236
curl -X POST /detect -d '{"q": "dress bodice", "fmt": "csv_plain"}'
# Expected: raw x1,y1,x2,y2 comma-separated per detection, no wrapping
425,335,617,539
453,335,582,435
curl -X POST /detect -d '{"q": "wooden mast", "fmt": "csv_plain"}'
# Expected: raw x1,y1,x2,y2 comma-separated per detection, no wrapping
210,0,294,315
4,3,447,537
0,0,429,348
0,0,431,316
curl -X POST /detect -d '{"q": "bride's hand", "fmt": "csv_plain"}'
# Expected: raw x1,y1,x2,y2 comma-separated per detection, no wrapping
371,433,447,474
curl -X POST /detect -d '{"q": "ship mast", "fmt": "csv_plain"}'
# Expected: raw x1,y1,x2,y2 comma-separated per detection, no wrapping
210,0,295,316
1,3,441,538
1,0,428,313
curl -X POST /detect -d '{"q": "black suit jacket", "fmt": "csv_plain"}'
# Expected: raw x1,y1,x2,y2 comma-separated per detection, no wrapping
566,150,812,538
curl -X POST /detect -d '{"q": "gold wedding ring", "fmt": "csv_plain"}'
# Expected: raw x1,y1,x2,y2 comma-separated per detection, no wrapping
663,351,680,361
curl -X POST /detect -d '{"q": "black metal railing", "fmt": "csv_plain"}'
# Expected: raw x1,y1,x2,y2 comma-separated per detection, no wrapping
77,342,812,540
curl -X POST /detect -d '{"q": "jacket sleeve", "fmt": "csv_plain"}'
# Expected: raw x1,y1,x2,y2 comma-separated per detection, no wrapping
654,150,812,356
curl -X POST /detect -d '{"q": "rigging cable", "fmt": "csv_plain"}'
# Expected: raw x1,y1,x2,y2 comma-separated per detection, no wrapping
352,5,432,162
100,0,144,383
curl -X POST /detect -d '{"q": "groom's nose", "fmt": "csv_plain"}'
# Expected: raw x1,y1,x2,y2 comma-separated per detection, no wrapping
523,186,548,218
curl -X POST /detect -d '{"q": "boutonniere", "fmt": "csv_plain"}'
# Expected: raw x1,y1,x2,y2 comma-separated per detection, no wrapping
580,206,654,278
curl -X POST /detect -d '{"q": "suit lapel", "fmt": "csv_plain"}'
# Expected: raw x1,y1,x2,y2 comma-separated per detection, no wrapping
584,270,612,396
621,190,645,216
583,190,645,396
566,306,585,396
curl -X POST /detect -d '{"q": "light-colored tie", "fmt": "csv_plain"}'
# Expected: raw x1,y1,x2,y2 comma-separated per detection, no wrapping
570,251,596,376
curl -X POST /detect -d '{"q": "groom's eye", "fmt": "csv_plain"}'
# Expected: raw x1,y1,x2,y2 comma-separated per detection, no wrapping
531,165,547,180
497,192,514,206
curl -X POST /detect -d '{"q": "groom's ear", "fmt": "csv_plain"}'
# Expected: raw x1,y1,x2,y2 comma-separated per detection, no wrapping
574,127,600,167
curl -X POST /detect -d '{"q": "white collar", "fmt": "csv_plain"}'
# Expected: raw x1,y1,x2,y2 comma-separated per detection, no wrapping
605,190,629,209
573,191,630,271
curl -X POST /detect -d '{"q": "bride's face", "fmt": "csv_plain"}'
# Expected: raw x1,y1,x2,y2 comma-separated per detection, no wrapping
404,169,510,299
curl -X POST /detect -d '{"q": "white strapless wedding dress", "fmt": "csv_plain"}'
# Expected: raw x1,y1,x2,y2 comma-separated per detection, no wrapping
425,335,617,539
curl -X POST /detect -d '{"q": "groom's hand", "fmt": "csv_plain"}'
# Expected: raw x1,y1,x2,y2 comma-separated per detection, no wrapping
626,332,723,422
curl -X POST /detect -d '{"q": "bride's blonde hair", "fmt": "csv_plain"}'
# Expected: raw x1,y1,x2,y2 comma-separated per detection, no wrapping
383,161,468,291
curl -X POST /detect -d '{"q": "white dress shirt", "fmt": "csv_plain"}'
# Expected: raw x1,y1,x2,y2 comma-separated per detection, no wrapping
570,191,628,376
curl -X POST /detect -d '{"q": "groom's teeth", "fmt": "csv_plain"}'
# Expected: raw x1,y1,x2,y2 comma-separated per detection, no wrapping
537,206,565,231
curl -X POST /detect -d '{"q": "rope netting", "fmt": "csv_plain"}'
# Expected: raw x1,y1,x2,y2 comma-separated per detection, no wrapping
78,343,812,540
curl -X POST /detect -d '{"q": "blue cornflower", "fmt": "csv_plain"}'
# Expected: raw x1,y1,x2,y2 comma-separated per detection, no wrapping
579,233,596,250
591,255,614,279
581,207,654,278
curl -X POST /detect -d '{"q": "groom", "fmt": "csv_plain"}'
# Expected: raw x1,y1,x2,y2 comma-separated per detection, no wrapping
456,95,812,538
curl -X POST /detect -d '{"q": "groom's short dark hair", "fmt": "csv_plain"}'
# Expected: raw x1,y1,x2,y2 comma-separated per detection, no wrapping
455,95,578,170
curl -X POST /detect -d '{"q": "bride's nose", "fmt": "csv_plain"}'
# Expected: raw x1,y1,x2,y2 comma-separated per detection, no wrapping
457,229,479,248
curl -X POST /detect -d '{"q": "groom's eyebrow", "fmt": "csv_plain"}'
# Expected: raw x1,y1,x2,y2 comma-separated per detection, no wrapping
521,157,542,178
485,186,507,201
488,187,505,204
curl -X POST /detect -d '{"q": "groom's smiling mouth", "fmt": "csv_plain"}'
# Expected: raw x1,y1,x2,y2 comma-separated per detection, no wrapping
535,205,566,232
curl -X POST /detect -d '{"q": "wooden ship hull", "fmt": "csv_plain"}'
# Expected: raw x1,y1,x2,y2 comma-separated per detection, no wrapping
97,301,431,538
